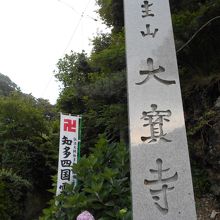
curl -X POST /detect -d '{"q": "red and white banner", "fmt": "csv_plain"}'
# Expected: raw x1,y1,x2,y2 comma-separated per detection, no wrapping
56,113,81,195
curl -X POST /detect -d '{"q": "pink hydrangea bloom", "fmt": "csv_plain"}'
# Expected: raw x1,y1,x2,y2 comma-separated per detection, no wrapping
76,211,95,220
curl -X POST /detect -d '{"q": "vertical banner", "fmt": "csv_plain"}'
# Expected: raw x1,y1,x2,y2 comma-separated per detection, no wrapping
124,0,197,219
56,113,81,196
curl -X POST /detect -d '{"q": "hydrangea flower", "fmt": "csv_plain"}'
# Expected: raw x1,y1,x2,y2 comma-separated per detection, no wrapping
76,211,95,220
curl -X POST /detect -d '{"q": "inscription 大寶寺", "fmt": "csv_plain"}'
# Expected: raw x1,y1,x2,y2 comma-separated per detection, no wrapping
141,104,172,143
136,58,176,85
144,159,178,214
140,24,158,38
141,1,154,17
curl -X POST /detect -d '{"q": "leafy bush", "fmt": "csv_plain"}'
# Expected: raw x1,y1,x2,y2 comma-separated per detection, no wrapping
191,162,211,196
0,169,31,220
41,136,131,220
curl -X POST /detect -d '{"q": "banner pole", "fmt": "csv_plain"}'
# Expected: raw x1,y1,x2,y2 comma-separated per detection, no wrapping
77,115,82,161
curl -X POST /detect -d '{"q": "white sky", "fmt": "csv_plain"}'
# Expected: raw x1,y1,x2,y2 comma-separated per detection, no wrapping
0,0,107,104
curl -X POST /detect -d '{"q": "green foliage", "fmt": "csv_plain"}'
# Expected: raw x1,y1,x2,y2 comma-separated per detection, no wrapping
90,31,126,73
41,136,131,220
182,77,220,197
0,93,58,185
91,33,112,53
1,140,54,189
0,73,19,97
55,51,91,88
55,51,91,113
96,0,124,32
171,1,220,198
170,0,215,12
191,161,211,196
0,93,48,140
56,49,128,152
173,0,220,75
0,169,31,220
187,110,216,136
0,91,58,218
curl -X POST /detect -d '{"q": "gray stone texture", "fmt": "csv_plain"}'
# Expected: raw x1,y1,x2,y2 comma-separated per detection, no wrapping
124,0,197,219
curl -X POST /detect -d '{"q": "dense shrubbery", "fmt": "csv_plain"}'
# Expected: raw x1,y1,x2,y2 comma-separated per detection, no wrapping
0,91,58,219
41,136,131,220
0,169,31,220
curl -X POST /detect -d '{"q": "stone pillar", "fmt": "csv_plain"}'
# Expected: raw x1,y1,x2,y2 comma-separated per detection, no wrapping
123,0,197,219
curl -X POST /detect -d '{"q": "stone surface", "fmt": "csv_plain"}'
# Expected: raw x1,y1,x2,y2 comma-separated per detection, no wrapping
123,0,197,219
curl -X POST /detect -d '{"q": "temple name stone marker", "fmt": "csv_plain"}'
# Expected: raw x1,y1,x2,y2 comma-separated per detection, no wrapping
123,0,197,219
